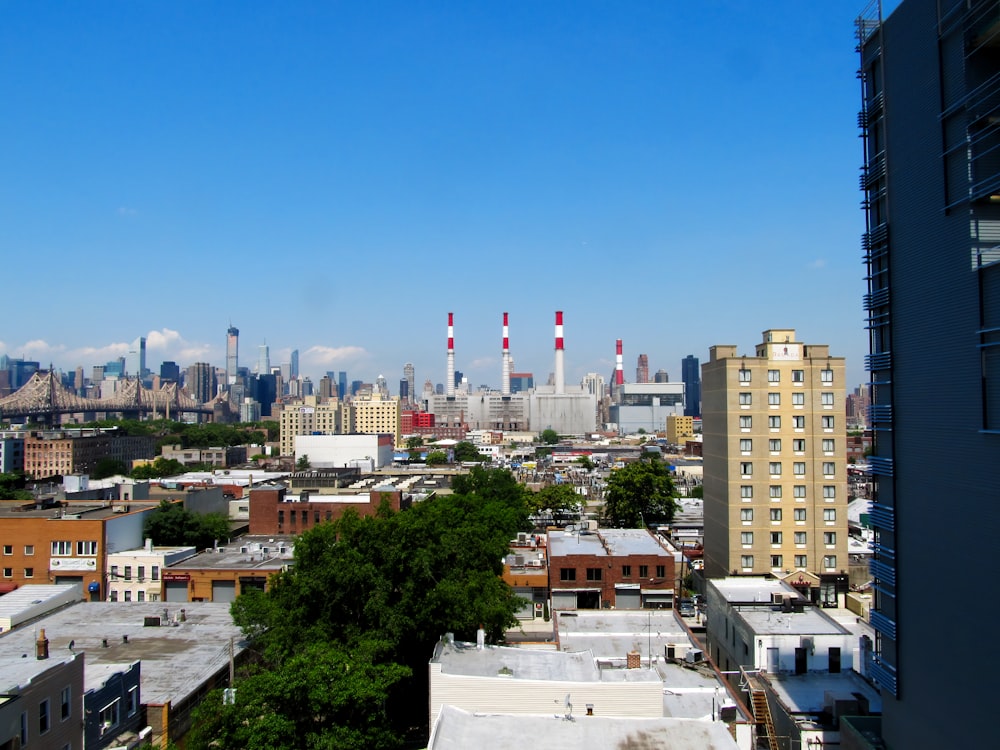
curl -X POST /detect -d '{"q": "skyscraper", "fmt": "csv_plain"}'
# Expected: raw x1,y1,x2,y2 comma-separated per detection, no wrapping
702,330,847,592
403,362,415,405
338,371,347,400
258,344,270,376
186,362,217,404
681,355,701,417
126,336,146,378
854,1,997,744
290,349,299,380
635,354,649,384
226,325,239,385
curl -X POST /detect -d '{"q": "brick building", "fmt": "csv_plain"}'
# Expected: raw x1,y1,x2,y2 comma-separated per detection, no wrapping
22,429,155,479
159,536,294,602
0,499,160,597
248,485,408,536
548,528,676,610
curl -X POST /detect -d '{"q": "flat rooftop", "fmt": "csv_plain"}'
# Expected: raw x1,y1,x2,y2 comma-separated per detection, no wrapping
735,606,849,636
0,584,79,619
549,528,671,559
0,602,244,704
0,500,160,520
168,535,295,571
764,670,883,715
429,705,740,750
432,639,659,684
710,576,801,604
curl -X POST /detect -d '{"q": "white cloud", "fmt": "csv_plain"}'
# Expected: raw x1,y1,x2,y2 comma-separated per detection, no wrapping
145,328,184,350
807,259,827,269
117,206,138,217
469,357,496,369
303,345,369,367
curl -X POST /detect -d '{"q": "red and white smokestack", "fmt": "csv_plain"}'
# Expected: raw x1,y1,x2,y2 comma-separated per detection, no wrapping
447,312,455,398
615,339,625,386
501,312,511,397
554,311,565,395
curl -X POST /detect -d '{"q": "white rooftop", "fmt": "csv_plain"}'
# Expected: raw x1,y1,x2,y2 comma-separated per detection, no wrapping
763,670,882,715
549,528,671,559
429,705,740,750
710,576,801,604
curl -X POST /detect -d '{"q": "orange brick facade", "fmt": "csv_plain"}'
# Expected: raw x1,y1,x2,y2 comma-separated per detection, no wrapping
248,487,407,536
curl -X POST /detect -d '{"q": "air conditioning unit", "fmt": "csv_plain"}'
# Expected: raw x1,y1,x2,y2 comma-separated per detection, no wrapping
239,546,248,554
685,649,703,663
771,592,785,605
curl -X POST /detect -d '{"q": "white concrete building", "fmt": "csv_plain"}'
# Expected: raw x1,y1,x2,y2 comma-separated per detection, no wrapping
293,434,394,470
106,540,197,603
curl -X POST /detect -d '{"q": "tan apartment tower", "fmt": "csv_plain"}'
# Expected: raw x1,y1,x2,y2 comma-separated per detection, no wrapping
702,330,848,599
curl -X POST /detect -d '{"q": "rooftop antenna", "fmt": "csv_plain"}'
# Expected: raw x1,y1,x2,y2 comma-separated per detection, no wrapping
563,693,573,720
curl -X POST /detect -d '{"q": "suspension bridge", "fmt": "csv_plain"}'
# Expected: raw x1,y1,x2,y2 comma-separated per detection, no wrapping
0,370,216,424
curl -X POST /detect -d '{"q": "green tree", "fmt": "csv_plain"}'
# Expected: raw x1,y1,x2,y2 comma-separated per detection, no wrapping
603,458,678,528
131,457,185,479
143,500,231,549
539,429,560,444
404,436,424,449
226,467,530,745
92,458,128,479
689,484,704,499
187,639,409,750
0,472,33,501
296,454,311,471
576,455,594,470
425,451,447,466
529,483,581,515
452,441,485,462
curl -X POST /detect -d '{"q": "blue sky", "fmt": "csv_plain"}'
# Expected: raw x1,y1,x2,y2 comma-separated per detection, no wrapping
1,1,886,391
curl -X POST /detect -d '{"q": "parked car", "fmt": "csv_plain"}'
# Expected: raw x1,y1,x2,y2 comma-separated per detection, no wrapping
679,599,696,617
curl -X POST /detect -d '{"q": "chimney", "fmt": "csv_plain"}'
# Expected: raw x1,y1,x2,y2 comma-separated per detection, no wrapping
36,629,49,660
554,311,565,395
476,627,485,650
615,339,624,386
446,312,455,398
501,312,511,397
145,537,153,553
626,650,641,669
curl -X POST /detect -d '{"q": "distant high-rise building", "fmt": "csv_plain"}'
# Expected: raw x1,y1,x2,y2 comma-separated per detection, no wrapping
403,362,415,404
351,380,363,397
509,373,534,393
852,2,998,743
453,370,463,389
258,344,270,375
338,371,347,400
0,355,39,391
653,369,669,383
319,375,334,400
290,349,299,380
226,325,239,385
104,357,125,378
186,362,217,404
702,329,847,585
681,355,701,417
159,361,180,383
126,336,147,378
636,354,649,384
301,377,313,397
399,378,409,401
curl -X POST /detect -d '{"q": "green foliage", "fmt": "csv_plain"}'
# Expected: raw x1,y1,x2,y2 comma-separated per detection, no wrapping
452,441,485,462
425,451,447,466
187,640,409,750
689,484,703,499
296,454,311,471
131,457,186,479
603,458,678,528
529,483,581,515
143,500,231,549
92,458,128,479
575,455,594,470
404,436,424,449
223,467,531,746
0,472,33,501
539,429,560,444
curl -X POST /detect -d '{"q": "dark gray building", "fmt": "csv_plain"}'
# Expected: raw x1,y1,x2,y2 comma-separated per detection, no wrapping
856,1,999,747
681,355,700,417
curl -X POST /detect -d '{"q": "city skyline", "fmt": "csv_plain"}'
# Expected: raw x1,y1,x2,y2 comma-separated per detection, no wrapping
2,3,881,388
